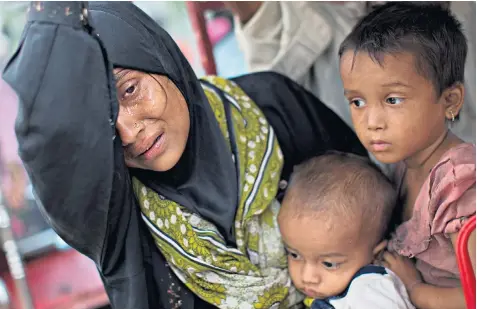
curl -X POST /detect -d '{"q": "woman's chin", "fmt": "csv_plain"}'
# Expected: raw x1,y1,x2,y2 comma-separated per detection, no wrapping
130,154,181,172
124,140,187,172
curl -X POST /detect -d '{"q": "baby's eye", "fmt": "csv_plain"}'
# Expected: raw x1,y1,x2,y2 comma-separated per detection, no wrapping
285,249,301,261
385,97,404,105
350,99,366,108
322,261,340,270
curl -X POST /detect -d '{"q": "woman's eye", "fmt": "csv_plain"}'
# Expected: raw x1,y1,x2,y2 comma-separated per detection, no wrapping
386,97,404,105
322,261,340,270
125,85,136,95
350,99,366,107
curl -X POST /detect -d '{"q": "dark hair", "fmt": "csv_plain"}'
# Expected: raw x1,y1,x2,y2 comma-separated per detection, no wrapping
339,2,467,96
285,151,396,245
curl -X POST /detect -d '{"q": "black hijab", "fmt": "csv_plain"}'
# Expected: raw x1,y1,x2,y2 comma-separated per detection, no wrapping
87,2,239,244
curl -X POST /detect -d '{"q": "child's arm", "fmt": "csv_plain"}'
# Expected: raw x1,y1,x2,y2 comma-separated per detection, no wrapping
409,283,465,309
411,221,476,309
450,230,476,274
412,229,477,309
383,251,467,309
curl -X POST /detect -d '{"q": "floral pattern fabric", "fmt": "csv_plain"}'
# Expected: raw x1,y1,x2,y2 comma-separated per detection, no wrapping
133,77,302,309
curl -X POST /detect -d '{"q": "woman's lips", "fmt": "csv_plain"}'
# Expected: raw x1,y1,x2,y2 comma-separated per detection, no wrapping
142,134,166,160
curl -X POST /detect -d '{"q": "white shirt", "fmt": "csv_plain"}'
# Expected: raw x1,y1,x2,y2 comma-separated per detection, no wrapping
309,265,415,309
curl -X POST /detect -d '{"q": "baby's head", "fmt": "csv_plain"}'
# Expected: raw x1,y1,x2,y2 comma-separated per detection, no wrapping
278,152,396,299
339,2,467,164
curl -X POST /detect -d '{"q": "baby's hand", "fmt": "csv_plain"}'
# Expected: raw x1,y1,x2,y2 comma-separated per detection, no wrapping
382,251,422,290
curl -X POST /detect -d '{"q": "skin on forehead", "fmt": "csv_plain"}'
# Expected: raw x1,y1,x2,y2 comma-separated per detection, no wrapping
281,213,365,251
279,196,369,252
281,186,366,232
340,51,428,95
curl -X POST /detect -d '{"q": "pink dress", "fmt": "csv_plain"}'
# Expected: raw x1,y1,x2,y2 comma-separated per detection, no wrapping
388,143,476,287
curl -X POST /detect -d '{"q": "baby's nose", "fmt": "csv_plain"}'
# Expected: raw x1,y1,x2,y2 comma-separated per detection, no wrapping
302,264,320,285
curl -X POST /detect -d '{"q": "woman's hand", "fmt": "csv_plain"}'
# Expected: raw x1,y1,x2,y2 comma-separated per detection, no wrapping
382,251,422,290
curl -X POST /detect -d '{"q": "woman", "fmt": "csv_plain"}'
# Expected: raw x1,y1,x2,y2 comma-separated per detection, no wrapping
3,2,366,309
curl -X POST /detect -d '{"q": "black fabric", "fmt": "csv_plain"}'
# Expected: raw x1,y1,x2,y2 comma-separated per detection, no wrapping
87,2,239,245
231,72,367,185
4,2,198,309
2,2,366,309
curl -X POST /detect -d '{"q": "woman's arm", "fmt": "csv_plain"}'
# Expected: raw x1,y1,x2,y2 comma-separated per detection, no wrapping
2,2,134,270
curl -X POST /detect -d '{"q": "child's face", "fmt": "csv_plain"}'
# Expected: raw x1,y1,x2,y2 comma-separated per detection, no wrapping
278,207,378,300
339,51,451,164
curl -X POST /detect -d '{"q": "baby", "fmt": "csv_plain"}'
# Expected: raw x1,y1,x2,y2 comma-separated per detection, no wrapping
278,152,414,308
339,3,476,308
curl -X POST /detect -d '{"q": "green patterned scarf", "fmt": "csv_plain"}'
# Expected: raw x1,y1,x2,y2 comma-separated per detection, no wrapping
132,77,302,309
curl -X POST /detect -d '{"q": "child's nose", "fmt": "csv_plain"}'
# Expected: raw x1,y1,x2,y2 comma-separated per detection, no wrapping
366,104,386,131
302,263,320,285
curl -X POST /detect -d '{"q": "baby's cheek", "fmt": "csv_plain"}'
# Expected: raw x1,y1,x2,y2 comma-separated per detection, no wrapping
287,259,302,286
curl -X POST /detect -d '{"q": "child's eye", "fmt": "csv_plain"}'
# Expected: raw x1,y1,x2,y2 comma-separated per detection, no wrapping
350,99,366,107
322,261,340,270
385,97,404,105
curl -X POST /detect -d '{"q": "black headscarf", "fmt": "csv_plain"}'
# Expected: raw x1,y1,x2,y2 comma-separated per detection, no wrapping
87,2,239,244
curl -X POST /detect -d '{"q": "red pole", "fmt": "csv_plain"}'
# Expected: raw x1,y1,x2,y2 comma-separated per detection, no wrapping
185,2,218,75
456,216,476,309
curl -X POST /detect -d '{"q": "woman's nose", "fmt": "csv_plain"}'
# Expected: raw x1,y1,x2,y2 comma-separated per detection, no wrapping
116,108,143,146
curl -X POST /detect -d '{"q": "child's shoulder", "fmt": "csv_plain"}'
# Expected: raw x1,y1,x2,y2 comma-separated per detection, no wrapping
333,266,415,309
428,143,475,235
435,142,475,167
391,143,474,189
429,143,475,191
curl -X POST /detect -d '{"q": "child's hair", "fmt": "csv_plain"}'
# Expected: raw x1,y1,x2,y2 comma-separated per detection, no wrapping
339,2,467,97
285,152,397,246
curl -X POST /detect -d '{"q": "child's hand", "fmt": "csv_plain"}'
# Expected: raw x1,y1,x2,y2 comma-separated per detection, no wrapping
382,251,422,289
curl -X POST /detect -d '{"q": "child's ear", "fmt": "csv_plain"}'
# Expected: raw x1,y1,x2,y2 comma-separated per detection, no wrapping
441,82,465,120
372,240,388,257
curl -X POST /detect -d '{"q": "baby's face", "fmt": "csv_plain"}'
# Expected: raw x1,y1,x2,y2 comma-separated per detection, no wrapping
278,208,375,300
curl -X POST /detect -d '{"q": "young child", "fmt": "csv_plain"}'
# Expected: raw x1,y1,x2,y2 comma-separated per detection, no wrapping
338,3,476,309
278,152,415,308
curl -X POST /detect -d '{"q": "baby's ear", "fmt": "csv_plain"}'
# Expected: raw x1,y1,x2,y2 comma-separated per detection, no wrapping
372,240,388,257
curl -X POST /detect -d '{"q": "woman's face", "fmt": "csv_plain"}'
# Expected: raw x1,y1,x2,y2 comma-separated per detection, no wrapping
114,68,190,172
